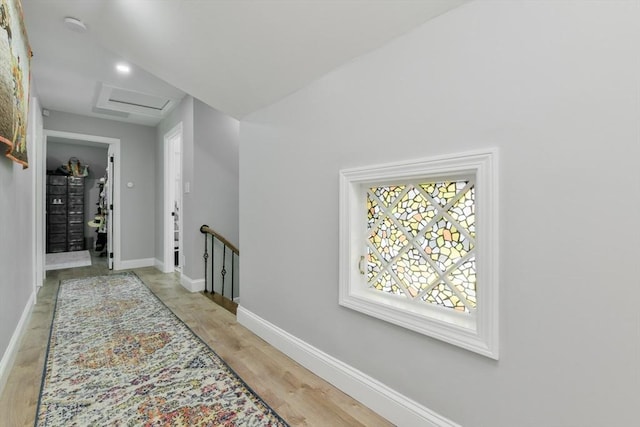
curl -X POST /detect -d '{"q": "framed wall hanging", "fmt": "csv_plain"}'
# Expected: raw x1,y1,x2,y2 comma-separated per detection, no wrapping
0,0,31,168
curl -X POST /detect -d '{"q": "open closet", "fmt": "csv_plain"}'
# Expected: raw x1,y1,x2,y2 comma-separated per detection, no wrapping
46,174,85,253
45,140,109,265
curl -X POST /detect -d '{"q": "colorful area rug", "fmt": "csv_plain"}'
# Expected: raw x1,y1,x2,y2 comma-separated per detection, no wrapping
45,250,91,271
36,272,288,426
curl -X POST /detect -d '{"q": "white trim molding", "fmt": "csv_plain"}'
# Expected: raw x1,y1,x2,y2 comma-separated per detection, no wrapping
180,274,205,293
163,122,183,274
339,148,499,359
154,258,166,272
0,291,36,395
237,306,460,427
43,130,122,271
31,96,44,296
154,260,204,293
117,258,155,270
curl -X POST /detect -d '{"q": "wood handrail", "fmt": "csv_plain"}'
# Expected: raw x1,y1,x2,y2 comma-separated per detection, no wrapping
200,225,239,255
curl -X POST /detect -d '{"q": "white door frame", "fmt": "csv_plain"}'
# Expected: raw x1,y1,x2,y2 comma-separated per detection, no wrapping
163,122,183,273
107,144,115,270
32,98,44,296
41,130,122,270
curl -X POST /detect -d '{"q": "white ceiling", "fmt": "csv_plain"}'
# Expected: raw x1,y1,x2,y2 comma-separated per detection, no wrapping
22,0,469,125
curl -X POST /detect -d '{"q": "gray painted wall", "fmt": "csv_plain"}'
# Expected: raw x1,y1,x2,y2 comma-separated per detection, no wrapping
190,99,239,283
155,96,240,283
155,96,194,270
46,141,108,241
0,96,40,384
239,2,639,426
44,111,157,262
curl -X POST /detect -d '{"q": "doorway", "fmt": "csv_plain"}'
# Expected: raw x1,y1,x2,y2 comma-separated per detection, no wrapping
40,130,121,276
163,123,183,273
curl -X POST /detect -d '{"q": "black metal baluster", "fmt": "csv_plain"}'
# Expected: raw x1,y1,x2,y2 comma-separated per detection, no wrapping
201,225,240,313
211,238,215,295
202,230,209,293
221,246,227,298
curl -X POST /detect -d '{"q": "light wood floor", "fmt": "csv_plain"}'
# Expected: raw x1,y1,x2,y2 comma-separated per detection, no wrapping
0,256,392,426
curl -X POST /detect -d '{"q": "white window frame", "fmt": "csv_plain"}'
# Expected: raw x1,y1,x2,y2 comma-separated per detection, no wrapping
339,148,499,359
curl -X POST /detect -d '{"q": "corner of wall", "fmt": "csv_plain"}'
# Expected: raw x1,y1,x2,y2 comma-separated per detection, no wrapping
180,273,205,293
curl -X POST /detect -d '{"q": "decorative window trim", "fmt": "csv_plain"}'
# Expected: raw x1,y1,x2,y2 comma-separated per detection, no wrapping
339,149,499,359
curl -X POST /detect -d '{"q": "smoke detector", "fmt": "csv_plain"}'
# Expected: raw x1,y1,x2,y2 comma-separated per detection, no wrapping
63,17,87,33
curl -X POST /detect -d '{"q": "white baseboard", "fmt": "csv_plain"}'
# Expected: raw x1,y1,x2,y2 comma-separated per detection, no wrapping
237,306,460,427
180,274,205,293
153,260,201,293
155,258,181,274
154,258,167,273
0,291,36,395
116,258,156,270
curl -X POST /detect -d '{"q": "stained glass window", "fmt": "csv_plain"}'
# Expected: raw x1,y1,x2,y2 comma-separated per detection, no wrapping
340,149,498,358
366,180,476,313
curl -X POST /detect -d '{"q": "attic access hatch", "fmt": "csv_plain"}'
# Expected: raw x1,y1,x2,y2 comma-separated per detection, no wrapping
96,83,176,118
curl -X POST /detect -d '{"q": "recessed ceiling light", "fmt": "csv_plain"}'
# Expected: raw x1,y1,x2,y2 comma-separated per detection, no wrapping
115,63,131,75
63,17,87,33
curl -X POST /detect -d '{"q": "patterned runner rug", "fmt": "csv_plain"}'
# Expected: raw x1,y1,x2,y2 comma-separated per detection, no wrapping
36,272,288,426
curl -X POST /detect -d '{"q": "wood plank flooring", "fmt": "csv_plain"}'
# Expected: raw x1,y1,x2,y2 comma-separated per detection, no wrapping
0,258,392,426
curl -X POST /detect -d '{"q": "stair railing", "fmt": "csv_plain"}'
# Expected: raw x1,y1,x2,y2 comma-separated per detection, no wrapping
200,225,239,304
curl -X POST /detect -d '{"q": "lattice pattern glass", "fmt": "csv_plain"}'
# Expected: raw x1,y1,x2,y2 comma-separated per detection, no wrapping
366,180,476,313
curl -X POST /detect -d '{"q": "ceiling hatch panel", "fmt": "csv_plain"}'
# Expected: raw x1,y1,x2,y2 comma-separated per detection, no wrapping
96,83,176,118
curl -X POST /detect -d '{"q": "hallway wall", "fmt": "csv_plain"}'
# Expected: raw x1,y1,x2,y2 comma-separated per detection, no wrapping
239,1,640,426
44,111,157,262
155,96,240,285
0,95,41,389
155,96,194,273
190,99,239,282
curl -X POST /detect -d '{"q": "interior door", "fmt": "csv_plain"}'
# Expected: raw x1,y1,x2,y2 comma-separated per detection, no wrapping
172,136,182,270
106,146,115,270
163,123,183,273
